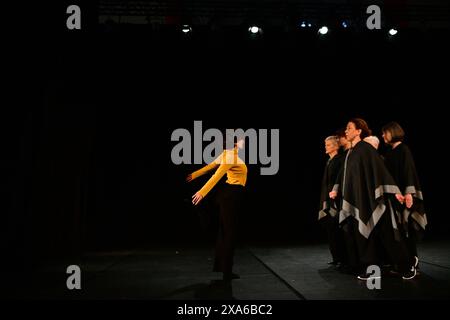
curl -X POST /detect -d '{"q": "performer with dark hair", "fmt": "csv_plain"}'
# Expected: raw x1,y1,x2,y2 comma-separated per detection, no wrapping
318,136,346,266
332,118,417,280
382,121,427,269
186,133,247,281
331,128,356,273
336,128,351,153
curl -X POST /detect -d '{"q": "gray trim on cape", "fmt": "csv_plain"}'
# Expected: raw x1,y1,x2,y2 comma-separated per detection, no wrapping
402,208,428,230
375,185,401,199
339,198,399,239
404,185,424,200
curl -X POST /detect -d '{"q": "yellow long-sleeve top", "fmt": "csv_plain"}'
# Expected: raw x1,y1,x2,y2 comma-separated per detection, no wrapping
191,148,247,198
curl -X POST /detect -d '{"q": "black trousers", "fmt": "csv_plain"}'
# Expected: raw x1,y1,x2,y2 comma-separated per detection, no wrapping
342,217,360,269
392,202,423,260
405,218,425,258
321,215,346,263
213,184,244,274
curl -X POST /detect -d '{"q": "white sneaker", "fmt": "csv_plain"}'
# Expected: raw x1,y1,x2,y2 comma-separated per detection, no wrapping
357,273,381,281
414,256,419,268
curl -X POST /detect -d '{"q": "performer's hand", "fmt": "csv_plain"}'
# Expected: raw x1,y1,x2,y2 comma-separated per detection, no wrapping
395,193,404,204
186,174,193,182
405,194,413,208
329,191,338,199
192,192,203,205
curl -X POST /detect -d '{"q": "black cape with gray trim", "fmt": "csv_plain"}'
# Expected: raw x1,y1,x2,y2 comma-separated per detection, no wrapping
318,153,344,220
339,141,401,239
384,143,427,231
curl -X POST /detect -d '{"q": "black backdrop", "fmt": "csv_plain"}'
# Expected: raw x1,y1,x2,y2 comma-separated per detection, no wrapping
4,4,450,270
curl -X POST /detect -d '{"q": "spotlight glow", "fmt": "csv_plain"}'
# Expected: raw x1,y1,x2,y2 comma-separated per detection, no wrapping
389,28,398,36
300,21,306,28
182,25,192,33
249,26,260,34
342,21,348,28
318,26,329,35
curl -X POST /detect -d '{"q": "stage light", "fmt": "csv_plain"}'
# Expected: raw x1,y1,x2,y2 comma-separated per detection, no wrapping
182,25,192,33
249,26,260,34
388,28,398,36
308,23,312,27
318,26,329,35
342,21,348,28
300,21,306,28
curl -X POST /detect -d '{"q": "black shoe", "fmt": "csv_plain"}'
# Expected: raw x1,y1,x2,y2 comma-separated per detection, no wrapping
223,273,240,281
402,266,417,280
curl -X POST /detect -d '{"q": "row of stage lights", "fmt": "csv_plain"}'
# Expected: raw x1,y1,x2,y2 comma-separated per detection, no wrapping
181,23,399,36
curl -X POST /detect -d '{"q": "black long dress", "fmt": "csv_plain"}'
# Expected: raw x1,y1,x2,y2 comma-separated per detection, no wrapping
339,140,413,272
384,143,427,258
318,153,346,263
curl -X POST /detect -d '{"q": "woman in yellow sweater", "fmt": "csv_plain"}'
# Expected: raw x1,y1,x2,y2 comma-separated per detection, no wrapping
186,136,247,281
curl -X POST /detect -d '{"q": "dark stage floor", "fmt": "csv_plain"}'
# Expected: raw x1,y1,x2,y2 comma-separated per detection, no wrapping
6,241,450,300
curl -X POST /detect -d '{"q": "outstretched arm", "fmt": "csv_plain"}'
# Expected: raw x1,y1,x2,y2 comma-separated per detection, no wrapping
192,162,233,205
186,159,220,182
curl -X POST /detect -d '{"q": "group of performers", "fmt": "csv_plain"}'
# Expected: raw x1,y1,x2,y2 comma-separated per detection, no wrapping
182,119,427,282
319,119,427,280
